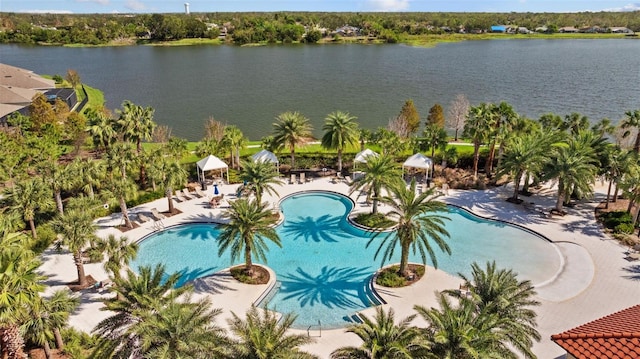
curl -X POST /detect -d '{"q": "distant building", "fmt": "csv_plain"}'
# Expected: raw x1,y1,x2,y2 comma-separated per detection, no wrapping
610,27,633,34
559,26,579,33
491,25,507,33
184,2,190,15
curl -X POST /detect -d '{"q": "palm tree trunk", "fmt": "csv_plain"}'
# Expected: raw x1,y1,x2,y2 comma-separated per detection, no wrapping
120,197,133,229
74,251,87,287
1,324,26,359
398,242,410,276
29,218,37,239
372,189,379,214
634,133,640,154
555,182,564,213
485,142,496,176
337,149,343,172
137,139,148,189
290,149,295,169
43,340,52,359
55,190,64,216
245,244,253,276
472,142,480,179
605,180,613,209
512,173,522,200
167,190,175,214
614,182,619,202
53,328,64,351
236,147,241,170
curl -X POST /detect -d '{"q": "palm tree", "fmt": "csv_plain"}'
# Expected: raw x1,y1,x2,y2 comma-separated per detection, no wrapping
105,175,138,229
52,209,98,287
95,234,139,282
330,307,427,359
86,108,117,152
218,199,281,277
41,162,74,216
92,265,192,359
421,123,448,158
240,159,281,204
69,157,105,199
464,103,493,178
228,306,317,359
147,155,188,214
117,100,156,187
0,236,45,359
485,102,518,176
349,154,401,214
444,261,541,359
105,142,136,179
24,290,79,358
224,125,247,169
414,294,513,359
164,136,189,160
272,111,313,168
621,109,640,153
603,147,634,208
134,296,230,358
321,111,359,172
371,180,450,276
8,178,54,239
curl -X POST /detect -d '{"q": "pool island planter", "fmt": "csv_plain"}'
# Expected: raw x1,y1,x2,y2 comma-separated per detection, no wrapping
373,263,426,288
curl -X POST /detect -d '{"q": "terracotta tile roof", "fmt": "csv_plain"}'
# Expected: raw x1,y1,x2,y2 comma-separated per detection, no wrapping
551,304,640,359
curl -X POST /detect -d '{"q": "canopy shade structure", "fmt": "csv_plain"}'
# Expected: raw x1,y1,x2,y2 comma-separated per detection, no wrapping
251,149,280,172
196,155,229,183
402,153,433,180
353,148,379,169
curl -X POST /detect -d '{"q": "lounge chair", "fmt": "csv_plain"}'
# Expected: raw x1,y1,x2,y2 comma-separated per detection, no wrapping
182,188,194,200
174,190,186,202
290,174,296,184
299,172,305,184
194,188,206,198
150,208,166,221
137,213,152,224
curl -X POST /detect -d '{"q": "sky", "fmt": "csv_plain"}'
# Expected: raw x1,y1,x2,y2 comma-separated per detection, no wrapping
1,0,639,14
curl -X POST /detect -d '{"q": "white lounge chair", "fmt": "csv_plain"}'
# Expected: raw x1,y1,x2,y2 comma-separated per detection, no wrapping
299,172,305,184
194,188,206,198
290,174,296,184
150,208,166,221
137,213,152,224
182,189,194,200
174,190,186,202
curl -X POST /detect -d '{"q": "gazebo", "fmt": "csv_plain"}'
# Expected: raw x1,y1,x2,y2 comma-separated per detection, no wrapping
402,153,433,182
353,148,379,169
251,149,279,172
196,155,229,184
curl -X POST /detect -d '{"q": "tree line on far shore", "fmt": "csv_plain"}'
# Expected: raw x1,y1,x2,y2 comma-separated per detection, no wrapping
1,11,639,45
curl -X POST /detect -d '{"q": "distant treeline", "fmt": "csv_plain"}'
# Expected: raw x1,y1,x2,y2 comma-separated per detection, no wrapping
0,11,638,45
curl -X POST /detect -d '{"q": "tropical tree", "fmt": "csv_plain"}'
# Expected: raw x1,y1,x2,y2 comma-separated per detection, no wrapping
415,294,513,359
24,290,79,358
105,175,138,229
464,103,494,178
41,162,74,216
371,180,450,276
164,136,189,160
321,111,359,172
86,108,117,152
485,102,518,176
398,99,421,134
426,103,445,128
147,155,188,214
228,306,316,359
350,154,402,214
621,109,640,153
95,234,139,282
69,157,105,199
116,100,157,186
92,265,192,359
105,142,136,179
330,307,427,359
603,147,634,208
272,111,313,168
224,125,247,169
421,123,448,158
218,199,281,277
239,159,281,204
447,94,470,141
374,128,403,156
52,209,98,287
8,178,54,239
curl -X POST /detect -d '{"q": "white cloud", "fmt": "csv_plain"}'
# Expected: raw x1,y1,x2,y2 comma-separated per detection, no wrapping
76,0,110,5
365,0,410,12
125,0,147,11
603,3,640,11
23,9,74,14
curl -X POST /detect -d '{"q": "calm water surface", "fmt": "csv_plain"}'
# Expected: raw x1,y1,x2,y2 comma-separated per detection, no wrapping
2,40,638,140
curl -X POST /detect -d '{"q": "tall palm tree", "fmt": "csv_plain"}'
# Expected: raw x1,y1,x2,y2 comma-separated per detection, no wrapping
239,159,281,204
621,109,640,153
485,102,518,176
228,306,317,359
218,199,281,277
330,307,427,359
86,108,117,152
147,155,188,214
603,147,634,208
371,180,450,276
0,236,45,359
69,157,105,199
117,100,157,187
95,234,139,282
24,290,79,358
92,265,192,359
134,296,230,358
464,103,493,178
421,123,448,158
349,154,402,214
444,261,541,359
321,111,359,172
8,178,54,239
105,175,138,229
105,142,136,179
414,294,513,359
272,111,313,168
52,209,98,287
224,125,247,169
41,162,74,216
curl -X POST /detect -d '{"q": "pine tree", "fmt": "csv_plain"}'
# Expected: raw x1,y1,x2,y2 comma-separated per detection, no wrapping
399,99,421,134
427,103,445,128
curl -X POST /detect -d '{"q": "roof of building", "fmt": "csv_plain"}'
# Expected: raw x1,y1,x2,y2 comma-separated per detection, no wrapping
0,63,55,90
0,85,38,105
551,304,640,359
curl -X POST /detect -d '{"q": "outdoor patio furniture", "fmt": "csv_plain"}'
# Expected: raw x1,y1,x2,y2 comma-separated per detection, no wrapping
174,190,186,202
290,174,296,184
150,208,166,221
182,188,194,200
137,213,152,223
194,188,206,198
299,172,305,184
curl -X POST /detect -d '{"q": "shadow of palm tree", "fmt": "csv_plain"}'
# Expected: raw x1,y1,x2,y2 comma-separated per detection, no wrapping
169,224,220,241
279,214,342,243
192,272,236,294
278,266,375,309
623,264,640,281
169,266,218,287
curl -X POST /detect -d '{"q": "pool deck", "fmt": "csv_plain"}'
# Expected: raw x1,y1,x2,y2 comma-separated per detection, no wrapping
38,176,640,358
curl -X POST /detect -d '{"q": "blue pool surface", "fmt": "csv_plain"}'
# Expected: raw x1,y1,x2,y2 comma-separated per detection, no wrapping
131,191,560,329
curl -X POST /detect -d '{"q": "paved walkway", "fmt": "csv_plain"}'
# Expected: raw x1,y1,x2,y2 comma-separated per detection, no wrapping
38,177,640,358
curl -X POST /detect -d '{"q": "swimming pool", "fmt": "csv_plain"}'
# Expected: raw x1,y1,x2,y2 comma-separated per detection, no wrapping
131,191,561,329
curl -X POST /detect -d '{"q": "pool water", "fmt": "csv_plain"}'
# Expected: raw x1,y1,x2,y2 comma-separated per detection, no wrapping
131,191,560,329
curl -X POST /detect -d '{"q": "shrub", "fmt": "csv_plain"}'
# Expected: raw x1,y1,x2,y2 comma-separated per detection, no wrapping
375,265,425,287
600,210,633,229
354,212,395,229
33,223,57,253
615,222,635,234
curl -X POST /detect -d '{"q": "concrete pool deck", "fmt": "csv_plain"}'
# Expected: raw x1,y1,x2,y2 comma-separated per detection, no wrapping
38,177,640,358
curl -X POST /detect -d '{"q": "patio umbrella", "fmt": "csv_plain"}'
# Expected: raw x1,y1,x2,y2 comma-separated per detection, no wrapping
214,183,219,195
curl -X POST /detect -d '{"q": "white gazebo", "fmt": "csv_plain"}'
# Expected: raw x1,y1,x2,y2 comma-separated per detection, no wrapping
353,148,379,169
196,155,229,184
251,149,279,172
402,153,433,181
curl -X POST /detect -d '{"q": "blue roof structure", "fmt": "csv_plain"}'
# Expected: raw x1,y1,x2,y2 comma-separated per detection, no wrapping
491,25,506,32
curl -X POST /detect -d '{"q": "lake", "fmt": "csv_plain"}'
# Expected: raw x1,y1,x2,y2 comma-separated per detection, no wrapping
2,39,639,140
